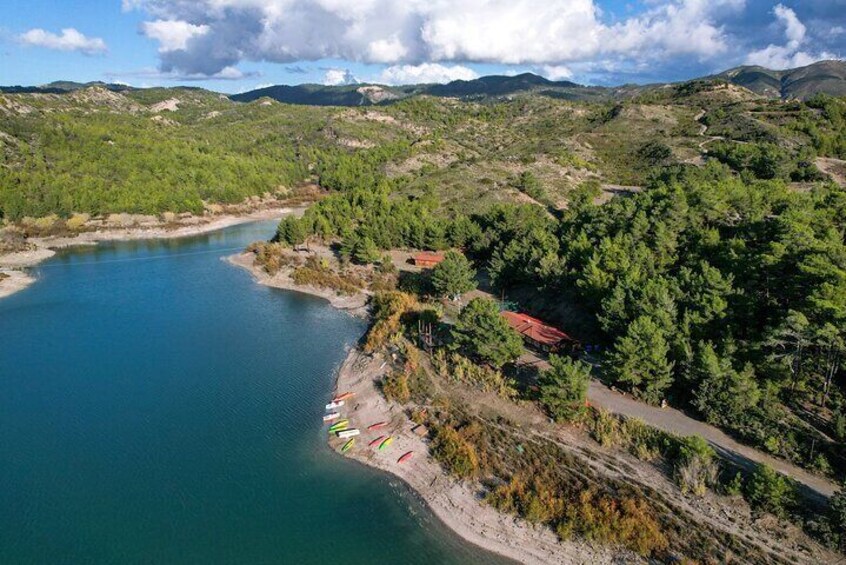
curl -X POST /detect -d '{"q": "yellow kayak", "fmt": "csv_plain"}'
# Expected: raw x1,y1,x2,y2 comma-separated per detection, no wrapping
328,419,349,433
378,436,394,451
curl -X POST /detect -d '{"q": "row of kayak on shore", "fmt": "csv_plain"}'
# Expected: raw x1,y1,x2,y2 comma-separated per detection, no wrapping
323,391,414,464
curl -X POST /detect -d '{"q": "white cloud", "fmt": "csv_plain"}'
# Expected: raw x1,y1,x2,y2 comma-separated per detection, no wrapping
379,63,478,85
141,20,209,52
124,0,749,77
18,28,107,55
538,65,573,81
323,68,358,86
746,4,834,69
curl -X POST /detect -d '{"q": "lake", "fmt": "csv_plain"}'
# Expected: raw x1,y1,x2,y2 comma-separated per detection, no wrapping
0,221,508,564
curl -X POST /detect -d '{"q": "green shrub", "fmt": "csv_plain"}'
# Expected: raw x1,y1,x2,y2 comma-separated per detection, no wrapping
723,472,744,496
745,464,795,518
590,409,621,448
674,436,718,496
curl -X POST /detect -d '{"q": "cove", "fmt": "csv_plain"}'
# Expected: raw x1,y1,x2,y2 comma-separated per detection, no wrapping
0,220,508,564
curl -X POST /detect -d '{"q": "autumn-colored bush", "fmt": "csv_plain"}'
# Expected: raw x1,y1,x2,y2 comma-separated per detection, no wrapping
431,424,480,479
364,291,419,353
291,265,362,295
381,371,411,404
486,469,668,557
65,213,90,231
248,241,300,274
558,489,669,557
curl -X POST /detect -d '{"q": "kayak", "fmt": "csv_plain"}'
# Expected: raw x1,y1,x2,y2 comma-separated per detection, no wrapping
336,428,360,439
341,438,355,453
325,400,344,410
333,392,355,402
398,451,414,463
369,435,386,448
328,419,349,433
378,437,394,451
323,412,341,422
367,421,387,431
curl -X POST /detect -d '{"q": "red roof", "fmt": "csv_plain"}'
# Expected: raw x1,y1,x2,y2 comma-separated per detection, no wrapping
501,311,573,346
413,252,445,264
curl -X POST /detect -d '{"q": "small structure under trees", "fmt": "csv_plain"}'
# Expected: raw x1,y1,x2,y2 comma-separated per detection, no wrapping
501,311,576,353
413,251,446,268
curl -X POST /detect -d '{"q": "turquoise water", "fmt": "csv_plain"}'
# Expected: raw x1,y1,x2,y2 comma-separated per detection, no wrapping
0,221,507,564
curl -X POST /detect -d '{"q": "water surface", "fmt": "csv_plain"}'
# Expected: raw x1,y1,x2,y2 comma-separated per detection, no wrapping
0,221,507,564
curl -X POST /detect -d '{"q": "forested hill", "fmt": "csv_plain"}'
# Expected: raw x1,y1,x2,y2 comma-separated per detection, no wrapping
1,76,846,221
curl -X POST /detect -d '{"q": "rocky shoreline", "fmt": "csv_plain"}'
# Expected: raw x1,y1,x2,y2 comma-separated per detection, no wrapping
226,251,371,317
0,207,299,300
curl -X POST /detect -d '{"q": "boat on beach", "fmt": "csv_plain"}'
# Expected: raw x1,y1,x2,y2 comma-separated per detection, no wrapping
378,437,394,451
341,438,355,453
325,400,345,410
337,428,360,439
333,392,355,402
328,419,349,433
367,421,387,431
398,451,413,463
369,435,386,448
323,412,341,422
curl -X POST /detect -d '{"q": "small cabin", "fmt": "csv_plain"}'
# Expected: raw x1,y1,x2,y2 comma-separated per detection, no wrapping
412,252,445,269
501,311,577,353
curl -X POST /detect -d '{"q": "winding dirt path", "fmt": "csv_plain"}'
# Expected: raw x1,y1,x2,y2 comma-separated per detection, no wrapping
519,352,838,499
587,380,838,499
694,108,725,151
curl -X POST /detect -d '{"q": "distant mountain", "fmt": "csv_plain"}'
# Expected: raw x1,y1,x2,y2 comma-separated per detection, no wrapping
717,60,846,99
230,73,616,106
6,61,845,107
0,81,131,94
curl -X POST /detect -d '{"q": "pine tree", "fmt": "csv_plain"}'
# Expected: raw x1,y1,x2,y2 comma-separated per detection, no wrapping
539,355,591,421
451,298,523,368
606,316,674,404
431,251,477,300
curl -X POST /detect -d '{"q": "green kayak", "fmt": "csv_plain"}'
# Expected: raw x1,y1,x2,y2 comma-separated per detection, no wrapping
328,420,349,433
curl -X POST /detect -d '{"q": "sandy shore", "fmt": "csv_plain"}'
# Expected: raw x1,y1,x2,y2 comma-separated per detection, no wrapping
0,207,297,300
329,348,625,565
227,252,370,316
0,270,36,299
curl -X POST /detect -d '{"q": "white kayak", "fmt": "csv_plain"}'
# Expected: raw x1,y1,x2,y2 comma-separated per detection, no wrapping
325,400,344,410
336,428,360,439
323,412,341,422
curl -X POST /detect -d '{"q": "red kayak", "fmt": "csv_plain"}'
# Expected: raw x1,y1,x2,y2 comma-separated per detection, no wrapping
333,392,355,402
369,435,386,448
367,421,387,431
398,451,414,463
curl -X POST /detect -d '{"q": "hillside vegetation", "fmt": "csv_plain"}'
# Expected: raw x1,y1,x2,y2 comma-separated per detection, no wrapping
3,75,845,222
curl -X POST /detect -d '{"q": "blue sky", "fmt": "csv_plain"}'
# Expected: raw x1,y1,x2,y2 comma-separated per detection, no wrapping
1,1,844,93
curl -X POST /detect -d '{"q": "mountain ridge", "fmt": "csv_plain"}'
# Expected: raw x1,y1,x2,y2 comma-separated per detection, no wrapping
3,60,844,106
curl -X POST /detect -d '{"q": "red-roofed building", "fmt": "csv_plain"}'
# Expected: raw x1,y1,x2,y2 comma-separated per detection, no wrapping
412,252,445,268
502,311,576,352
